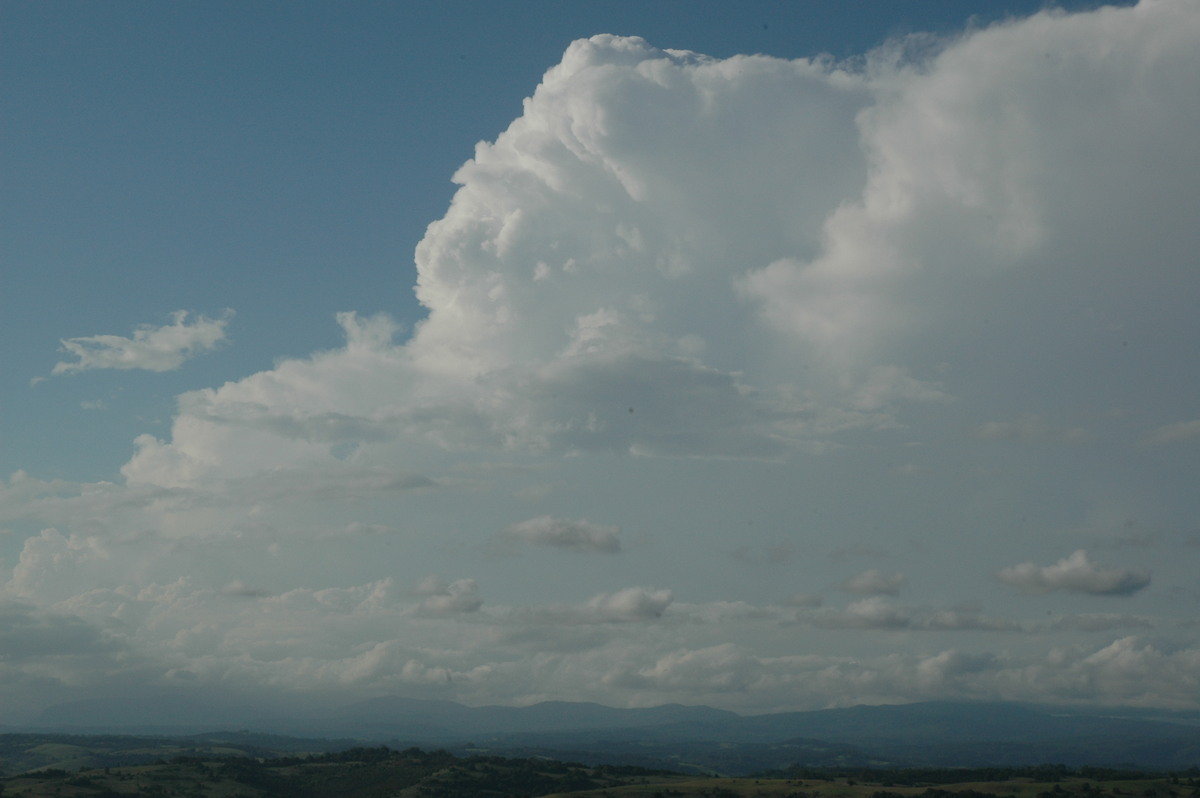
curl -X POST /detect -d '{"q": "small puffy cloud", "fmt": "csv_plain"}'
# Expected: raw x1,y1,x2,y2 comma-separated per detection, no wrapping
603,643,763,693
998,549,1151,596
52,310,232,375
814,597,911,630
584,587,672,623
498,586,673,628
221,581,270,599
505,515,620,553
841,569,906,596
916,650,999,684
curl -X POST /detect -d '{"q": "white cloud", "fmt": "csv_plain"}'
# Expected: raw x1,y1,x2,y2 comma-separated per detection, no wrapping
108,2,1200,499
603,643,763,694
584,587,672,622
916,650,999,686
998,550,1151,596
813,597,911,630
520,587,673,625
792,599,1021,633
0,555,1193,714
106,37,899,488
599,638,1200,709
850,366,952,412
740,0,1200,389
8,528,115,605
221,580,271,599
52,310,232,375
840,569,906,596
505,515,620,553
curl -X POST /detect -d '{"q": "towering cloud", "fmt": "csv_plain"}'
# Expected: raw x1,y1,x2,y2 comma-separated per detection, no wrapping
120,0,1200,498
3,1,1199,717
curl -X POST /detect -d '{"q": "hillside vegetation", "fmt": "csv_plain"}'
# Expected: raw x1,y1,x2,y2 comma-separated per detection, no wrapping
0,739,1196,798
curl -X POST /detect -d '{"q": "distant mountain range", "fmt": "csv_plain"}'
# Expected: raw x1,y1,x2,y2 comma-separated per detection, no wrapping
21,696,1200,774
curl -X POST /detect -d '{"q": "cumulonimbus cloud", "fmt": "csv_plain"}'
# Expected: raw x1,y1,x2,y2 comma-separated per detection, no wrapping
119,0,1200,497
52,310,232,375
2,1,1198,717
997,550,1151,596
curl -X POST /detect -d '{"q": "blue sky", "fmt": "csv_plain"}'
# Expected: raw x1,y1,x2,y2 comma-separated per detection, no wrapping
3,0,1199,723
